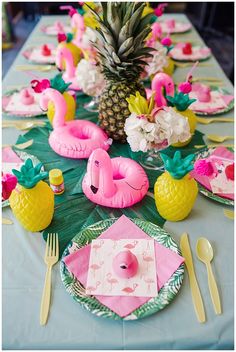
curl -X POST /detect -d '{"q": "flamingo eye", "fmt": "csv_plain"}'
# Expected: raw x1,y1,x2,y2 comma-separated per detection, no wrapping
95,160,99,167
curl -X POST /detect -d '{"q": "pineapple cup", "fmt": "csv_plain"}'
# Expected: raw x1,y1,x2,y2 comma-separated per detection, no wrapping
154,151,198,221
9,159,54,232
88,3,154,143
166,91,197,147
47,74,76,124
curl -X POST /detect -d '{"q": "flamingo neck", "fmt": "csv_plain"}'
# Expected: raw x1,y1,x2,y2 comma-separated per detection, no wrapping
152,74,174,107
72,14,85,43
41,88,66,128
59,48,76,78
88,150,117,198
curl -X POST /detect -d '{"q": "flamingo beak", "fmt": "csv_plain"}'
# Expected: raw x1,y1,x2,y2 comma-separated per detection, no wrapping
57,67,62,72
90,185,98,194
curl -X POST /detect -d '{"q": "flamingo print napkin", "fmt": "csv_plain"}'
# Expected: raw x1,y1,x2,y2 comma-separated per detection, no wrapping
86,239,157,297
169,43,211,61
63,215,184,318
28,47,56,64
160,21,191,33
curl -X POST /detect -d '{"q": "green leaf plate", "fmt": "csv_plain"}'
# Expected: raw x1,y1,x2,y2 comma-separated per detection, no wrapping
194,147,234,206
60,217,184,320
191,86,234,116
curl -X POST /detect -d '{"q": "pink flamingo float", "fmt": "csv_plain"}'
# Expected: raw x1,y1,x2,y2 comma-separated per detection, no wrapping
86,281,101,294
60,6,85,48
82,148,149,208
92,240,104,255
123,240,138,250
39,87,110,159
56,46,81,91
151,72,175,107
89,261,104,277
106,273,118,291
122,283,139,295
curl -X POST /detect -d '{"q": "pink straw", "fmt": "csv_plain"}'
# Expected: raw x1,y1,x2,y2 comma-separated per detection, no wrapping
186,61,199,81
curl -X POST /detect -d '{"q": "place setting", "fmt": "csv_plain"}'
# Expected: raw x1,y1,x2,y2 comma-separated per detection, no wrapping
2,1,234,350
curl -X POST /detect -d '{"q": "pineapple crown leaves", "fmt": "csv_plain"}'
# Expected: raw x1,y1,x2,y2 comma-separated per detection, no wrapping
12,159,48,189
160,151,195,179
166,91,196,111
50,74,71,94
87,2,154,82
126,91,155,115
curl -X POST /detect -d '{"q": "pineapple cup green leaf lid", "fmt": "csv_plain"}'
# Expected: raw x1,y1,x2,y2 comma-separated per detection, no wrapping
66,33,74,43
166,91,196,111
50,74,71,94
12,159,48,189
160,151,195,179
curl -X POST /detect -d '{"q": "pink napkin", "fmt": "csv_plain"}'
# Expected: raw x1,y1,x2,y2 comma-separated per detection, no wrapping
63,215,184,318
2,147,22,163
191,147,234,200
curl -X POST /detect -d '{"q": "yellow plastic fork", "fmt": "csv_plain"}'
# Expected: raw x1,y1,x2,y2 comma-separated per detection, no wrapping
196,117,234,125
40,233,59,326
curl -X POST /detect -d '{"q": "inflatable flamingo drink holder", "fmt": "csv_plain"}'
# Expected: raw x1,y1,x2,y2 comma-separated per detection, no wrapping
39,88,110,159
113,250,138,279
82,148,149,208
60,6,85,48
151,72,175,107
56,46,81,91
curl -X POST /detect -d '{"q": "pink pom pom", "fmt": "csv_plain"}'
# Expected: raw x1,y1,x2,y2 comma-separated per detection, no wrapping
161,37,172,46
57,32,67,43
194,159,214,176
154,3,167,17
69,8,77,17
31,79,50,93
178,81,192,94
2,173,18,200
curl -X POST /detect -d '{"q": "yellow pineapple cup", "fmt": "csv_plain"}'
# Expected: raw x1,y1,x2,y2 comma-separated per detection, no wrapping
154,151,198,221
46,74,76,124
9,159,54,232
166,83,197,147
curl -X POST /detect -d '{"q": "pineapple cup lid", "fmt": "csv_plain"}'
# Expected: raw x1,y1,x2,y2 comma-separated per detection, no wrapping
160,151,195,179
166,91,196,111
12,158,48,189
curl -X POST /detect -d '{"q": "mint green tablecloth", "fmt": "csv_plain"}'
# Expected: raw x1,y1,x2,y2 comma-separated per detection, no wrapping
2,14,234,349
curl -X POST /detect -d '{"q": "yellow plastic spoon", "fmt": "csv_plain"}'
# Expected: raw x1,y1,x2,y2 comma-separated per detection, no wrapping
207,134,234,143
196,238,222,315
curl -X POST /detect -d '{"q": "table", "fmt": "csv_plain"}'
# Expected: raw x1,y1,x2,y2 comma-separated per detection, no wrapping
2,14,234,349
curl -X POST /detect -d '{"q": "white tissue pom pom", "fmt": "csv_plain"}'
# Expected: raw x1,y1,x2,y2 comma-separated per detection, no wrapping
81,27,97,49
76,59,106,96
124,107,191,153
146,42,168,76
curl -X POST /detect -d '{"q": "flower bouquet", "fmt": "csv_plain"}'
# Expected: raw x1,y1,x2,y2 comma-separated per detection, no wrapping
124,92,191,170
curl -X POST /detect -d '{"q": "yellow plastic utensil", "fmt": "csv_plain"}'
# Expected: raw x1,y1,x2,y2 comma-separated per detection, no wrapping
196,237,222,315
192,77,223,83
207,134,234,143
2,218,13,225
196,117,234,125
40,233,59,326
180,233,206,323
2,139,34,150
194,144,234,149
223,208,234,220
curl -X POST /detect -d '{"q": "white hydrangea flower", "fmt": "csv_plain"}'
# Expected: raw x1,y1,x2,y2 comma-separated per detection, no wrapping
81,27,97,49
124,106,191,152
76,59,106,96
146,42,169,76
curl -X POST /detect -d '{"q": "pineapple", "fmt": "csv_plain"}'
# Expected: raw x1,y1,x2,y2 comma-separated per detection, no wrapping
154,151,198,221
166,91,197,147
9,159,54,232
47,74,76,124
88,2,154,143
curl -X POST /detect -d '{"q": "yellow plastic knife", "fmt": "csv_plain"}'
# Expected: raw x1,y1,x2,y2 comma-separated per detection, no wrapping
180,233,206,323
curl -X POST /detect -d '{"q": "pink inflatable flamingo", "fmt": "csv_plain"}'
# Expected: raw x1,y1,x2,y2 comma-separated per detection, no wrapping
71,12,85,47
151,72,175,107
82,148,149,208
39,88,110,159
56,46,81,91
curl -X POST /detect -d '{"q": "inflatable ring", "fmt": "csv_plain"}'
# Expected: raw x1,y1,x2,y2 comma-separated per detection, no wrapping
82,148,149,208
40,88,110,159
